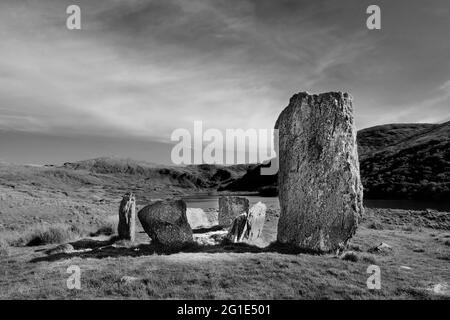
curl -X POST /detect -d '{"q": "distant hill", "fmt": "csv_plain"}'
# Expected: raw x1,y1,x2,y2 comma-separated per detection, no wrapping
220,122,450,200
61,157,250,190
0,157,251,208
357,123,437,159
1,122,448,201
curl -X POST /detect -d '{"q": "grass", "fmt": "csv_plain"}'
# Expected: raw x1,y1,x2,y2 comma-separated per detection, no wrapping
0,217,118,248
90,220,117,237
24,224,81,246
340,250,378,264
359,253,377,264
341,251,359,262
0,239,9,257
1,224,81,247
0,158,449,299
0,223,448,300
368,221,384,230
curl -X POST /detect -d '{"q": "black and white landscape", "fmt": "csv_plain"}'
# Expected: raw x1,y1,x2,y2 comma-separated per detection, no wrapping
0,0,449,300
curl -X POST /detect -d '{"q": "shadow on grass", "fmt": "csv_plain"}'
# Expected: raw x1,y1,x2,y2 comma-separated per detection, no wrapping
192,225,224,234
30,237,323,263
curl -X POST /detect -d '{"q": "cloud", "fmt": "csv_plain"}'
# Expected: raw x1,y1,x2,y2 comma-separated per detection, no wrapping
0,0,449,148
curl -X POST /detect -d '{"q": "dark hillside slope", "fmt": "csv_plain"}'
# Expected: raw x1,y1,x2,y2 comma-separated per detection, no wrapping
357,123,437,159
220,122,450,200
61,157,250,190
360,122,450,199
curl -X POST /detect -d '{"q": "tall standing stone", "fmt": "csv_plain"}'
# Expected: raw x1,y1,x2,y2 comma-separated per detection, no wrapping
275,92,364,252
218,196,249,227
118,192,136,242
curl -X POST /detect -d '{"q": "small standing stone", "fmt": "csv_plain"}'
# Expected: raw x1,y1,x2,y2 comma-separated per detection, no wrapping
118,193,136,242
245,202,266,242
226,202,266,243
226,213,248,243
218,196,249,227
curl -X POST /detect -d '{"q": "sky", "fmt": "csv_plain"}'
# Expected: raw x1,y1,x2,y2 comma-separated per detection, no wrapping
0,0,449,165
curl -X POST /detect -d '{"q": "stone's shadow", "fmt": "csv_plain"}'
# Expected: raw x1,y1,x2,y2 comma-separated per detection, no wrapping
192,225,224,234
70,237,118,250
30,238,324,263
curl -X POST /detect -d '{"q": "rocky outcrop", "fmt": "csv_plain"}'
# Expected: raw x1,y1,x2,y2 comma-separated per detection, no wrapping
218,196,249,227
276,92,364,252
138,199,193,250
118,193,136,241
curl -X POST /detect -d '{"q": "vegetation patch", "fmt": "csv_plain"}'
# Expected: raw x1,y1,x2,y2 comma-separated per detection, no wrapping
90,220,117,237
0,239,9,257
4,224,82,247
341,251,359,262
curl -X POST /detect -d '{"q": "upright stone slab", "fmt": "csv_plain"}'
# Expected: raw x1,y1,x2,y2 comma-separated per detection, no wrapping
226,202,267,243
245,202,266,242
275,92,364,252
218,196,249,227
226,213,248,243
118,192,136,241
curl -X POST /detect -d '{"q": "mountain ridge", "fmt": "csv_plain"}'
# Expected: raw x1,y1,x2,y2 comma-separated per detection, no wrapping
221,121,450,200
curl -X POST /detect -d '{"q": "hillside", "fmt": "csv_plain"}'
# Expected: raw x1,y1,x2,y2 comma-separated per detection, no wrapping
360,122,450,200
61,157,248,191
357,123,438,159
220,122,450,200
1,132,449,301
0,158,250,219
0,121,448,202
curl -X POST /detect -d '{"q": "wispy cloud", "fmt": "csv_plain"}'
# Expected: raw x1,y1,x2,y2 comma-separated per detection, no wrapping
0,0,449,148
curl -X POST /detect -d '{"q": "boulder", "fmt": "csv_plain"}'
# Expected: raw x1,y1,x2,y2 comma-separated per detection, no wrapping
194,230,228,246
368,242,392,254
138,199,193,249
186,208,215,229
245,202,266,242
118,193,136,242
275,92,364,252
218,196,249,227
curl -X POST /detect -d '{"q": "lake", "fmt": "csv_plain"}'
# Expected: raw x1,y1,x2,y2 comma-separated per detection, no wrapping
182,194,450,212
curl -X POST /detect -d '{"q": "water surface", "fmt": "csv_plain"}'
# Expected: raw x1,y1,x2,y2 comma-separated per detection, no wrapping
182,194,450,212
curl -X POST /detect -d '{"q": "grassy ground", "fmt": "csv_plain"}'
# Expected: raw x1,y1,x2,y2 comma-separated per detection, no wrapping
1,209,449,300
0,162,448,299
